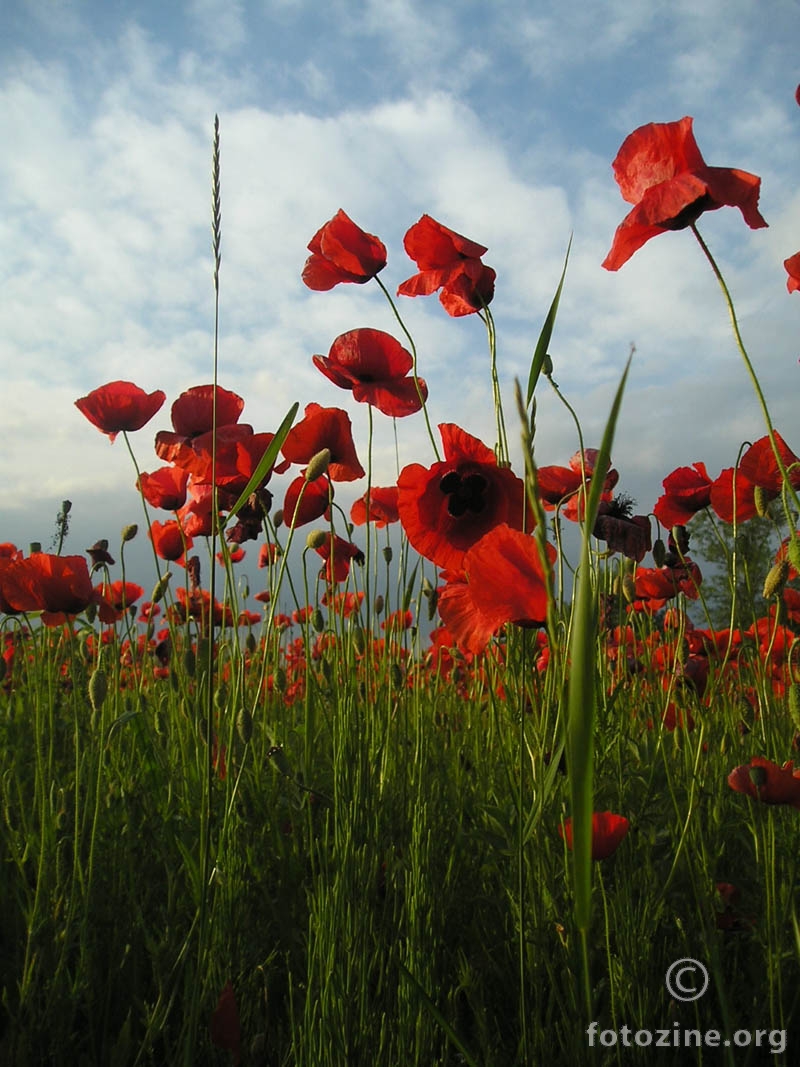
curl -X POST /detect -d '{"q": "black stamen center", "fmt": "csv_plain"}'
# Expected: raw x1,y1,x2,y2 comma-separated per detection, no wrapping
439,470,488,518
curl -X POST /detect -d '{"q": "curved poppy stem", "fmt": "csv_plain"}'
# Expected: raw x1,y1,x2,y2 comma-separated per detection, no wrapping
373,275,441,461
690,224,800,528
482,305,510,466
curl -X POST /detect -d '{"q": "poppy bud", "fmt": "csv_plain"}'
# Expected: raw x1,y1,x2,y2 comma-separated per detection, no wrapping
273,509,284,529
374,595,384,616
89,669,108,714
61,500,73,516
151,572,172,604
763,560,789,599
305,448,331,483
749,765,768,790
652,537,666,567
306,529,327,550
184,648,196,677
214,684,228,712
621,573,636,604
383,546,393,564
427,587,438,621
543,353,554,377
121,524,138,542
29,542,41,554
274,667,287,692
237,706,253,744
670,525,689,556
85,602,97,624
788,537,800,574
753,486,768,518
789,683,800,732
311,607,324,633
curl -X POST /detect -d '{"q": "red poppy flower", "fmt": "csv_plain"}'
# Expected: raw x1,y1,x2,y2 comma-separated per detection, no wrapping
437,525,555,653
302,209,387,290
154,384,245,462
258,542,281,567
632,560,703,608
75,381,166,443
0,553,97,621
96,580,144,624
397,424,532,572
559,811,629,861
283,472,331,528
727,756,800,809
537,449,619,518
708,467,759,524
313,329,428,417
785,252,800,294
137,466,190,511
281,404,364,482
738,432,800,495
654,462,713,528
602,117,768,271
397,215,496,317
315,534,364,584
350,486,400,527
149,519,192,562
210,980,241,1065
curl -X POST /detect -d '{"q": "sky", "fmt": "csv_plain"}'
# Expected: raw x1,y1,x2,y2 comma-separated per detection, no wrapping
1,0,799,599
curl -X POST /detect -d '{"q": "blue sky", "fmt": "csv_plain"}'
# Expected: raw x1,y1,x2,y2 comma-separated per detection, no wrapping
2,0,799,586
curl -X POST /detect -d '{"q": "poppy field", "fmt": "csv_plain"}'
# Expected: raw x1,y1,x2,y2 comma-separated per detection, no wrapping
3,114,800,1065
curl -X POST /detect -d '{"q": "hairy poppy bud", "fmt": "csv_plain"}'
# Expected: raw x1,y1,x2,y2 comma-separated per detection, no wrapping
763,560,789,599
753,486,768,518
788,537,800,574
121,524,138,543
789,683,800,732
652,537,666,567
306,529,327,550
89,669,108,714
151,572,171,604
305,448,331,483
383,546,393,564
237,706,253,744
373,595,384,616
311,607,324,633
621,573,636,604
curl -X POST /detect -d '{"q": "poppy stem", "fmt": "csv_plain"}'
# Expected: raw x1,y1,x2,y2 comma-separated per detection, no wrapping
689,224,800,528
373,276,441,461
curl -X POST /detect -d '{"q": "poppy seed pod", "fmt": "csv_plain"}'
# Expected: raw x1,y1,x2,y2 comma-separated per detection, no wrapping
305,448,331,482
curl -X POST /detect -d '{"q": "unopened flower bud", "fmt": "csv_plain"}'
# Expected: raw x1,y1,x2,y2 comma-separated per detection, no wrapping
305,448,331,483
89,669,108,714
121,524,138,543
61,500,73,516
272,509,284,529
237,706,253,744
788,537,800,574
373,595,384,616
311,607,325,633
753,486,768,518
621,573,636,604
306,529,327,550
763,559,790,600
245,632,257,654
151,572,172,604
382,546,393,564
652,538,666,568
789,683,800,732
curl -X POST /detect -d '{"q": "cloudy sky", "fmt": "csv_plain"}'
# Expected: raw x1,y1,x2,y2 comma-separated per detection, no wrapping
2,0,799,591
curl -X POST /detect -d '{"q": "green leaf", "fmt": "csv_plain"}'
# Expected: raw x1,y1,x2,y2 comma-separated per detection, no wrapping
526,234,572,408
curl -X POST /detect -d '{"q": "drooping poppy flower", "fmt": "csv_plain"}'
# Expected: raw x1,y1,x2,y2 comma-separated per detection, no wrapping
75,381,166,443
148,518,192,563
559,811,629,861
315,534,364,584
209,980,241,1065
592,496,651,562
281,404,365,482
653,462,713,529
350,486,400,527
436,524,555,654
727,756,800,809
785,252,800,294
137,466,190,511
738,432,800,496
313,329,428,417
302,209,387,290
283,472,331,528
602,117,768,271
85,539,115,568
397,215,496,317
397,423,532,572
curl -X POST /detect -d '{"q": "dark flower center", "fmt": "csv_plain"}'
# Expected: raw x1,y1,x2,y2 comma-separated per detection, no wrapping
439,470,489,518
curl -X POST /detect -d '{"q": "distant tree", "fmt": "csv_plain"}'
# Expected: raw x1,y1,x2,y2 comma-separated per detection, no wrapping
685,508,781,629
